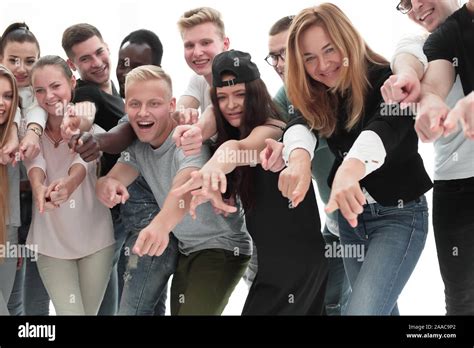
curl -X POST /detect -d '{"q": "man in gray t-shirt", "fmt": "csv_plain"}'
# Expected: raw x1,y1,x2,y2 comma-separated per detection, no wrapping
96,65,250,315
118,134,251,256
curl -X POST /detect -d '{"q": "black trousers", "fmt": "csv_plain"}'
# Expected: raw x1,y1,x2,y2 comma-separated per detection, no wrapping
243,168,328,315
433,177,474,315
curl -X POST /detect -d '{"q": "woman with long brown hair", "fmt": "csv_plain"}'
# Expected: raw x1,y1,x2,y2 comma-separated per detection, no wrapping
278,3,432,315
0,64,20,315
173,50,328,315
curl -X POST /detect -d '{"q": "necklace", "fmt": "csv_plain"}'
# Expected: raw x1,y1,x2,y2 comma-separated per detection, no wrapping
46,126,62,148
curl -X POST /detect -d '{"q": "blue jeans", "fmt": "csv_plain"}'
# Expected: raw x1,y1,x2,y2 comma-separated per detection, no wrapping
118,232,179,315
8,257,50,315
8,190,50,316
97,205,126,315
7,263,24,316
322,226,351,316
116,175,175,315
338,196,428,315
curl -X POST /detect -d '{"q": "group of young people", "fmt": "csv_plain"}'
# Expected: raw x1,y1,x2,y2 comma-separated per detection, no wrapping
0,0,473,316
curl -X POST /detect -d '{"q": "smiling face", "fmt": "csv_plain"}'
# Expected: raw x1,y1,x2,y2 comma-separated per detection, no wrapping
408,0,459,33
216,74,246,129
116,42,153,98
182,22,229,78
0,76,14,125
300,24,343,88
126,79,176,148
32,65,75,117
69,35,111,86
268,30,289,80
0,41,39,88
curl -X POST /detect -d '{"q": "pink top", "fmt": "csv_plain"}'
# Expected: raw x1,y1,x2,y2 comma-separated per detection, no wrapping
25,125,115,259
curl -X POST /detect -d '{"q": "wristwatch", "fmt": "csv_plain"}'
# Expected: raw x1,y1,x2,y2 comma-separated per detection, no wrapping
27,124,43,137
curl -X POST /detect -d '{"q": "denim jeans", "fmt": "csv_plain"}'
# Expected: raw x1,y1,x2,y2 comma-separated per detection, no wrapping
118,232,179,315
97,205,126,315
433,177,474,315
116,175,175,315
322,226,351,316
8,257,50,316
338,196,428,315
8,190,50,316
7,263,24,316
0,227,18,315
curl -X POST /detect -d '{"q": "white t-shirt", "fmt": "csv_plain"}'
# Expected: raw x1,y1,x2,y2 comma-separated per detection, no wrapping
25,125,115,259
182,74,212,113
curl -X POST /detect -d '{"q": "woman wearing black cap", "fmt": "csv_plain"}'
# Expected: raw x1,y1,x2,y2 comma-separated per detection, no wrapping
173,50,328,315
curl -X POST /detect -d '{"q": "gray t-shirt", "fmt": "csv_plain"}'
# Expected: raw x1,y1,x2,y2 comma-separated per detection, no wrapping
434,75,474,180
393,34,474,181
118,130,252,256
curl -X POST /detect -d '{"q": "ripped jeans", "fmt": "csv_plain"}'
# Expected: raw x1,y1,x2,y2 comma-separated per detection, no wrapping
118,231,179,315
117,175,179,315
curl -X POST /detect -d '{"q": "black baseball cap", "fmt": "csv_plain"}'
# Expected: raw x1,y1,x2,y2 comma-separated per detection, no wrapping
212,50,260,88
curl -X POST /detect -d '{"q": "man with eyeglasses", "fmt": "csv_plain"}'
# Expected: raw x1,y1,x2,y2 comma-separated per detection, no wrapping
383,0,461,105
396,0,413,14
261,16,351,316
382,0,474,315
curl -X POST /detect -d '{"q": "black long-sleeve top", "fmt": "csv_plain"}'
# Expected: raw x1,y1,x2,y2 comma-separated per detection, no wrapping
286,63,432,206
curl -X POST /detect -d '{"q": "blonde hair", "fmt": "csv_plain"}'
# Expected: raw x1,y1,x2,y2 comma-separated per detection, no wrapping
177,7,225,39
0,65,19,250
125,65,173,97
286,3,388,137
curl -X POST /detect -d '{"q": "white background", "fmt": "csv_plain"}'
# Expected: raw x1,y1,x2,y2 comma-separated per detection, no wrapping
3,0,464,315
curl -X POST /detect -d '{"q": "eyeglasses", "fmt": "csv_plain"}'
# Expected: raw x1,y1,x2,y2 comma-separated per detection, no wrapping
264,49,286,67
396,0,412,14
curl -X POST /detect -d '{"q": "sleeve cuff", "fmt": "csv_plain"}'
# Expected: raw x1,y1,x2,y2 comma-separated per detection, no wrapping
391,34,429,73
25,105,47,129
345,130,386,178
282,124,317,165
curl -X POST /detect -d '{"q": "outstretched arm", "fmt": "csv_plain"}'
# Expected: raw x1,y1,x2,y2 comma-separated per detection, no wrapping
173,105,217,156
69,122,136,162
381,53,425,105
96,162,140,208
133,167,198,257
416,60,455,142
173,123,284,195
45,163,87,207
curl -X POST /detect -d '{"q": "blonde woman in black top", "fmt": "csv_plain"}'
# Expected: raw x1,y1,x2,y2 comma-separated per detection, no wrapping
278,3,432,315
